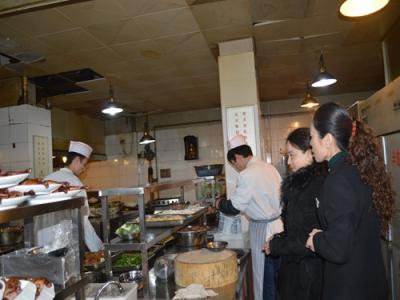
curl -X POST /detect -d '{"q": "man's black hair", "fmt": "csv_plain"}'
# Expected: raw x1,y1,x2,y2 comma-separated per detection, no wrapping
227,145,253,162
66,151,86,166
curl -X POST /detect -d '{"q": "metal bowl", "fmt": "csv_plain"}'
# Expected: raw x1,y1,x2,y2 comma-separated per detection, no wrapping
117,232,140,241
194,164,224,177
206,241,228,252
119,270,143,283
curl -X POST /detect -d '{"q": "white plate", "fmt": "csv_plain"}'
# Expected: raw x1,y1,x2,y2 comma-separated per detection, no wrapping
36,283,55,300
14,280,36,300
29,190,81,203
0,195,30,207
0,173,30,189
9,183,62,195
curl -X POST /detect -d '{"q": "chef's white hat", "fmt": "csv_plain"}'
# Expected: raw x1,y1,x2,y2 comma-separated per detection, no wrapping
228,134,247,150
69,141,93,158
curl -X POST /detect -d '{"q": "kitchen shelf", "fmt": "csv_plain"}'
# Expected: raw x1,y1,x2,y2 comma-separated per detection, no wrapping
89,179,205,298
0,197,86,300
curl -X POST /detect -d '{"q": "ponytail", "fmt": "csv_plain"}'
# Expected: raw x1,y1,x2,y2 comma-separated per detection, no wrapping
349,120,395,234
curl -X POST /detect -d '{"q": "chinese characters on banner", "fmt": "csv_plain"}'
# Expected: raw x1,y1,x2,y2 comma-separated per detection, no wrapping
226,105,257,156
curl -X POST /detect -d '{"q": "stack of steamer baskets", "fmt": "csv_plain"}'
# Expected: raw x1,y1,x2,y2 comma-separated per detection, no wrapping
175,248,238,299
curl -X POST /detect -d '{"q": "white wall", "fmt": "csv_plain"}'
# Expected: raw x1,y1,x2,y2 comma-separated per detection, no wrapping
0,105,52,177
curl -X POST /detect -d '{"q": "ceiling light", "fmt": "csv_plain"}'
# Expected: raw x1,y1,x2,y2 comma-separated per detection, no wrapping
139,118,155,145
312,51,337,88
340,0,390,17
301,82,320,108
102,84,123,116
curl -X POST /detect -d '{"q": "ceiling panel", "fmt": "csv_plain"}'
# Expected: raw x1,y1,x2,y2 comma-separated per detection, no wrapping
134,7,200,39
38,28,104,53
191,0,252,30
56,0,128,27
85,19,150,45
3,8,77,37
116,0,187,17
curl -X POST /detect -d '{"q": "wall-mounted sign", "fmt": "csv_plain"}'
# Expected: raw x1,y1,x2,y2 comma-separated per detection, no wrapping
226,105,257,156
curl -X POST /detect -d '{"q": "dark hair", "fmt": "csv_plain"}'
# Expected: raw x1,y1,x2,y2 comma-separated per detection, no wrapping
227,145,253,162
313,102,395,234
286,127,311,152
66,151,86,166
313,102,352,151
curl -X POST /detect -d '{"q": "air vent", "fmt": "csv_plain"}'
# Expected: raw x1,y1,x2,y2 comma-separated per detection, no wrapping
187,0,225,5
32,68,103,99
0,52,20,65
59,68,103,83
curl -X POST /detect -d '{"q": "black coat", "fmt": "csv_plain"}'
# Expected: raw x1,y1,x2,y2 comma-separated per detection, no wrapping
314,154,387,300
270,164,325,300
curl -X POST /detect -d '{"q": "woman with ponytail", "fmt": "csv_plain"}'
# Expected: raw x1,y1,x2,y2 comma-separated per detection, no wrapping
305,102,395,300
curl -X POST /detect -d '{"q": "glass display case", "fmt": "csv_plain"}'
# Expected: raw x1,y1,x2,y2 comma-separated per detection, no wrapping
194,176,226,205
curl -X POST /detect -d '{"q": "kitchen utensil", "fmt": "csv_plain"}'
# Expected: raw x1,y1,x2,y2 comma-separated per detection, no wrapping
154,254,176,280
176,226,208,247
206,241,228,252
194,164,223,177
0,226,23,246
119,270,143,283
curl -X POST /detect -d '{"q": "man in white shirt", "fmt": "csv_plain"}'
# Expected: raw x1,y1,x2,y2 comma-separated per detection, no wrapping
216,135,283,300
42,141,103,251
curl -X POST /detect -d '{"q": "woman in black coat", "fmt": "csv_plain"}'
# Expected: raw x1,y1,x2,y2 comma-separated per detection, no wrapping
265,128,325,300
306,102,395,300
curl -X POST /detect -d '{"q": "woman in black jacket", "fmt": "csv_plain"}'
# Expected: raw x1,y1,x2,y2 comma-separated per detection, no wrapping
264,127,326,300
306,102,395,300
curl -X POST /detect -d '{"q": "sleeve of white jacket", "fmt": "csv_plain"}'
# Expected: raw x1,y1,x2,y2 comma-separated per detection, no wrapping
83,216,104,252
229,174,252,212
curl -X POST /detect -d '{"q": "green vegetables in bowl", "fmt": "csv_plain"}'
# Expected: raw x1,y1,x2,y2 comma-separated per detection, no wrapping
115,223,140,240
113,253,142,268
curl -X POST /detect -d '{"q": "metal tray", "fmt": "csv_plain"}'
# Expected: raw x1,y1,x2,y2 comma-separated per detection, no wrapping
132,215,187,227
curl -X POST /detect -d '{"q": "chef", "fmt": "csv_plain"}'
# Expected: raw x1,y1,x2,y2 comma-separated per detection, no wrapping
216,135,283,300
44,141,103,252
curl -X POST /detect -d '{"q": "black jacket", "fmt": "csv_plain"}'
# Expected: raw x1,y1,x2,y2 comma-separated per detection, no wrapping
270,163,325,300
314,154,387,300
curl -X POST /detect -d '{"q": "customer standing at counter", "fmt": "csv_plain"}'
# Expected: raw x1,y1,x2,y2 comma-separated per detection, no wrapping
265,128,325,300
44,141,103,252
216,135,283,300
305,102,395,300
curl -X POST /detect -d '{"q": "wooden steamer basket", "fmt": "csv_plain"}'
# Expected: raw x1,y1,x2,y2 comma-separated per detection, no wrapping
175,249,238,299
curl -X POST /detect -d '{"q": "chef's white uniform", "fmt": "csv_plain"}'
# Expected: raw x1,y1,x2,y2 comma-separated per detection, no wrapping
230,157,283,300
42,167,103,252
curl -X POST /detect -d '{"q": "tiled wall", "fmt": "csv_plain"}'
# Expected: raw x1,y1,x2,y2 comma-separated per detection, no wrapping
263,113,313,176
155,122,225,201
81,132,139,205
0,105,52,175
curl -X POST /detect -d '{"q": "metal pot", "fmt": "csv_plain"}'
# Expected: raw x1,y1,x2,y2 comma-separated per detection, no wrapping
176,226,208,247
0,226,23,246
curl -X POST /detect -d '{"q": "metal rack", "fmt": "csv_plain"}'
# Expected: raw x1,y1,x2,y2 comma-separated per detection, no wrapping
0,197,87,300
88,179,206,297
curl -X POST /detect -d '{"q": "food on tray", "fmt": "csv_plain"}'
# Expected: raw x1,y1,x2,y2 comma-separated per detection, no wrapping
155,204,205,215
178,225,208,233
1,277,53,300
32,278,52,298
0,169,30,176
84,251,105,266
145,215,185,222
113,253,142,268
168,203,189,210
0,190,24,199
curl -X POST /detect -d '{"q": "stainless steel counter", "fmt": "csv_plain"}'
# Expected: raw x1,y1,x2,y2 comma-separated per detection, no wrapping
137,247,253,300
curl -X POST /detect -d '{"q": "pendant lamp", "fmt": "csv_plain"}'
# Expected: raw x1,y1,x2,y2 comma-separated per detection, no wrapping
311,51,337,88
102,84,123,116
301,82,320,108
340,0,390,18
139,117,155,145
